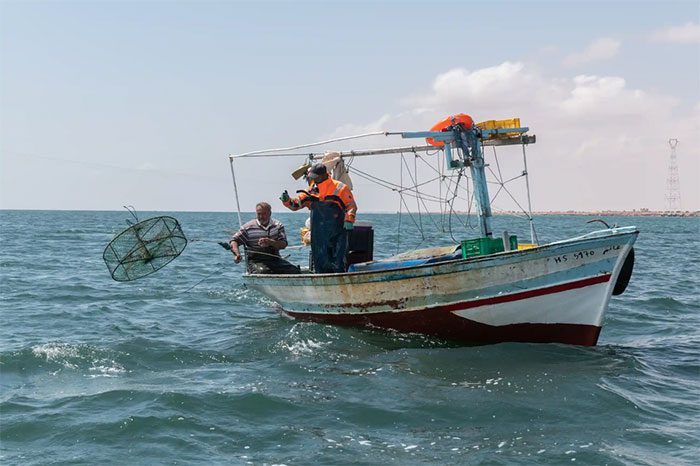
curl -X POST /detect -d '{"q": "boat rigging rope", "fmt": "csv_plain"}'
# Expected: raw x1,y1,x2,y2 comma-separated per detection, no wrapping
394,149,483,251
400,153,423,234
228,131,540,255
179,262,230,294
400,152,443,234
349,166,447,202
343,138,536,245
413,150,467,233
180,244,302,294
486,146,533,219
396,156,404,254
413,151,423,235
230,131,387,158
396,152,426,250
346,148,481,251
521,143,539,244
445,168,472,243
438,150,445,230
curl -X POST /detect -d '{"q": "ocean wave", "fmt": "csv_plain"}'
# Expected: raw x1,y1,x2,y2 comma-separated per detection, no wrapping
273,323,334,358
0,343,126,378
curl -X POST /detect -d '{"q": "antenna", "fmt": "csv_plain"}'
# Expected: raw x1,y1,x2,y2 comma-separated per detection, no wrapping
665,139,681,212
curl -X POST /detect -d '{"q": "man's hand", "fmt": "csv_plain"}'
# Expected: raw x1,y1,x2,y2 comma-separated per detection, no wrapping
233,252,242,263
258,237,273,247
343,221,354,231
280,190,290,202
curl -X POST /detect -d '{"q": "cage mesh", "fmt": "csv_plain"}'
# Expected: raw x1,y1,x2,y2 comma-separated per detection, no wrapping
103,216,188,281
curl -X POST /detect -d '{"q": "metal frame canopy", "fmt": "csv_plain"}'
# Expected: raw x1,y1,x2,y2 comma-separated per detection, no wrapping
227,125,535,239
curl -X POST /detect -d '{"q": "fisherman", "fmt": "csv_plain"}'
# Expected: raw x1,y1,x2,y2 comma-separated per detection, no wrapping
280,162,357,273
227,202,300,274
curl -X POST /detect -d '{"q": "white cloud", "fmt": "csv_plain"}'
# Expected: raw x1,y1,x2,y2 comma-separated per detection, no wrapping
559,75,678,120
329,62,699,212
563,38,621,67
650,22,700,43
404,62,538,110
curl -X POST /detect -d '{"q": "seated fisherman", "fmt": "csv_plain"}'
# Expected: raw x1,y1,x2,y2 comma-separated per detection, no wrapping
280,163,357,273
228,202,300,274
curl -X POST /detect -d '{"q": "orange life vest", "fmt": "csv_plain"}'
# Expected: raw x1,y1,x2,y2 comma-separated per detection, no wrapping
284,177,357,223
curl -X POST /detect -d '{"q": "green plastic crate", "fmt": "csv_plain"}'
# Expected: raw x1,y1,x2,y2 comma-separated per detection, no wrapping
461,235,518,259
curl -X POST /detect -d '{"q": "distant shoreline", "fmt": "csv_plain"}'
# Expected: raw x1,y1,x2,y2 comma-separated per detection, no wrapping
522,210,699,217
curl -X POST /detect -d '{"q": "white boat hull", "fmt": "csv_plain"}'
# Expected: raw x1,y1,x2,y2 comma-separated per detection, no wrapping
244,228,638,346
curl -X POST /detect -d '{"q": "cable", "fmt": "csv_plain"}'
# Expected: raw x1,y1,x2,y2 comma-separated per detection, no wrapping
231,131,388,158
179,262,229,294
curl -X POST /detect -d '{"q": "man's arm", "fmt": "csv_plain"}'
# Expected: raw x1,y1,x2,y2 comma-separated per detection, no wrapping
339,186,357,223
282,190,312,211
229,239,243,263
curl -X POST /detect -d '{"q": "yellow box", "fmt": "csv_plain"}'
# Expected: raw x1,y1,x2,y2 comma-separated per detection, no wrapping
517,243,537,250
477,118,521,139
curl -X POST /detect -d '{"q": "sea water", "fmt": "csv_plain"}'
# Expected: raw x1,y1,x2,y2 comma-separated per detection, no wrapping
1,210,698,465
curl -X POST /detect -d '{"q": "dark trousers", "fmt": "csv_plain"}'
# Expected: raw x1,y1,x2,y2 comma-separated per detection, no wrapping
310,201,348,273
248,256,300,274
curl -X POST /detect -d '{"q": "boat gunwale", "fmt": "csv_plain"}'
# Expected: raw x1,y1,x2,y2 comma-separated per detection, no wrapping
243,228,638,284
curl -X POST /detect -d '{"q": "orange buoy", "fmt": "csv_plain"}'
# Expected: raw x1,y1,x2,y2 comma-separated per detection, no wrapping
426,114,474,146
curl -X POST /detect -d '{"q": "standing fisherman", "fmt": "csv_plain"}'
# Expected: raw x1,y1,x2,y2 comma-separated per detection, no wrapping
280,163,357,273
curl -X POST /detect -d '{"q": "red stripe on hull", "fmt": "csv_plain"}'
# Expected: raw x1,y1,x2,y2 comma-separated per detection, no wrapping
284,275,611,346
437,274,611,313
286,309,602,346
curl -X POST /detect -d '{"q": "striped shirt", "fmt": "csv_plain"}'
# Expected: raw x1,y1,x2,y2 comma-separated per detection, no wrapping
231,218,287,259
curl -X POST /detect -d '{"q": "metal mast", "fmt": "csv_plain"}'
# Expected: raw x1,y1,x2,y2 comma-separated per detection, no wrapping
665,138,681,211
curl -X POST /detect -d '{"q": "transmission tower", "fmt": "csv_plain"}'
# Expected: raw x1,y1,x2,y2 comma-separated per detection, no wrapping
665,138,681,211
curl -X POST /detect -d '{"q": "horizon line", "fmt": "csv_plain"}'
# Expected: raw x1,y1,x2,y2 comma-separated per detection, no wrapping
1,208,698,215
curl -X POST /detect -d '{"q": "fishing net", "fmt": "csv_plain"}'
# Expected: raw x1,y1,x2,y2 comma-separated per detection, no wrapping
103,216,188,281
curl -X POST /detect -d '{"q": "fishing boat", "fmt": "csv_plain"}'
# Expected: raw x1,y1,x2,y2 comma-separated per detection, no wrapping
227,115,637,346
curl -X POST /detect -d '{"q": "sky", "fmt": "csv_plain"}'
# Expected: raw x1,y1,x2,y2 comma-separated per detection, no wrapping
1,0,698,214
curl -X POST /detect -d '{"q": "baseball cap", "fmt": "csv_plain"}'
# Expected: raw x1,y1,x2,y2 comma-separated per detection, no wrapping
307,163,327,181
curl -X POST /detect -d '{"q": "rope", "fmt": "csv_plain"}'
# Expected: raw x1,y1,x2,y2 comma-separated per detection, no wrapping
349,167,446,203
230,131,387,158
521,143,539,244
179,262,229,294
396,156,404,255
438,153,445,231
190,238,305,251
395,152,427,251
243,250,293,260
398,153,443,233
229,132,537,254
413,151,423,234
485,146,534,220
445,169,469,243
444,167,478,235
